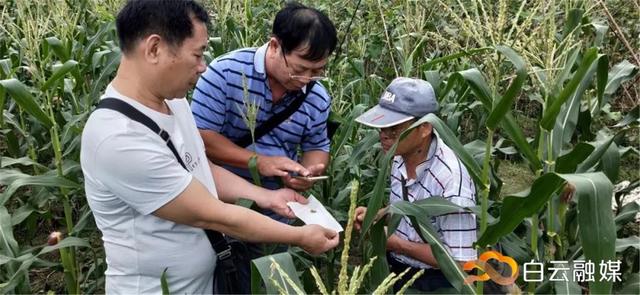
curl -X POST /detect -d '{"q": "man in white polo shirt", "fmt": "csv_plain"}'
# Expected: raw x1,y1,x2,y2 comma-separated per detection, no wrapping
353,77,477,292
80,1,339,293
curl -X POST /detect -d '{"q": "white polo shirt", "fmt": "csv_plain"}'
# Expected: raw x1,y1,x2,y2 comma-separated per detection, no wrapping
389,132,478,269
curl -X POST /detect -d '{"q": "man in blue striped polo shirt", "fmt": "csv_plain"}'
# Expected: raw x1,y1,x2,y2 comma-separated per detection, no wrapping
354,77,477,292
191,2,336,193
191,2,336,293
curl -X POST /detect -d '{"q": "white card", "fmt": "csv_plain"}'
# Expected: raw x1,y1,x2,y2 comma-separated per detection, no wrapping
287,195,343,232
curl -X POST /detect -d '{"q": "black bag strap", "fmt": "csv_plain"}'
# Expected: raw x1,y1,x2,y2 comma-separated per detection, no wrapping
96,98,232,259
234,81,316,148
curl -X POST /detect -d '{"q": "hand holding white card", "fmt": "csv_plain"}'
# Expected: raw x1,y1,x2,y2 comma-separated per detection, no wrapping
287,195,344,232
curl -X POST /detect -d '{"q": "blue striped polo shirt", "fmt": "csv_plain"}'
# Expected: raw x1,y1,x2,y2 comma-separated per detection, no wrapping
191,43,332,189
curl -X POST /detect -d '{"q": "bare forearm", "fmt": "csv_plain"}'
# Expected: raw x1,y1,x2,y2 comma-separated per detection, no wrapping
210,161,267,205
301,150,329,173
153,179,339,255
198,202,302,244
154,179,299,244
390,237,439,267
200,129,254,168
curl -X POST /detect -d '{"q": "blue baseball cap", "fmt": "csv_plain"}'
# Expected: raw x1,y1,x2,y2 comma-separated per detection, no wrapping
355,77,438,128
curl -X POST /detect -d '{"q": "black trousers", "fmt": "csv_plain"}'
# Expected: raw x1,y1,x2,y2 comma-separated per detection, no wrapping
230,210,289,294
387,253,454,293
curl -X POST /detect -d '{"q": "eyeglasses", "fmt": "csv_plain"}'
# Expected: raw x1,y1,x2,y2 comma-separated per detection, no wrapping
281,49,326,82
379,120,416,139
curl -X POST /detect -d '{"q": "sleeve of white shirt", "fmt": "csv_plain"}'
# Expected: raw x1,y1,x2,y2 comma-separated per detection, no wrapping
92,132,193,215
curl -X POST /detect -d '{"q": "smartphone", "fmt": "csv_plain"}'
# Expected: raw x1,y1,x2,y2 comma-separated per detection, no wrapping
293,175,329,181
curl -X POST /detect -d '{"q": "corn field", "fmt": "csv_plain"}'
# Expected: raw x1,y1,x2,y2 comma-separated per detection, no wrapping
1,0,639,294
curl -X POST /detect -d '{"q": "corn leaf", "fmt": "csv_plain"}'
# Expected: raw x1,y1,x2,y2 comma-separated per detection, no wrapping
599,141,620,182
576,132,621,173
0,206,22,293
251,252,303,294
423,47,492,70
0,206,19,258
570,199,638,259
501,113,541,172
615,201,640,231
555,142,595,173
0,156,48,170
560,9,583,40
0,254,33,294
161,268,170,295
45,37,70,62
248,154,262,186
595,60,639,116
389,197,470,217
476,173,566,247
0,174,80,206
360,144,396,235
485,46,526,130
448,64,540,171
560,172,615,294
392,205,476,294
619,273,640,295
332,104,366,157
449,68,493,109
0,79,5,127
39,237,91,255
540,48,600,130
498,233,532,264
41,60,78,91
420,114,483,188
594,54,608,113
0,79,52,129
368,221,390,290
551,56,603,159
0,59,11,77
553,261,581,294
360,137,396,288
613,105,639,128
10,204,34,226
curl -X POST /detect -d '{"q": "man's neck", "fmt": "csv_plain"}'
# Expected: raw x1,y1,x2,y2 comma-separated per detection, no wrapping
267,75,287,103
111,62,170,114
401,137,432,180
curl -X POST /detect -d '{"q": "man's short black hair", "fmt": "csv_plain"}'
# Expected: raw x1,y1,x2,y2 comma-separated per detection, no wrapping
116,0,209,54
272,2,337,61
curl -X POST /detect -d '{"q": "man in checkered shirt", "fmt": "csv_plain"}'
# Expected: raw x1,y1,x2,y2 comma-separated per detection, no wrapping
354,77,477,292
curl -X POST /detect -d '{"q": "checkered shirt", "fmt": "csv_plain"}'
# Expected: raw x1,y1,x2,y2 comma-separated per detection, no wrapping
389,132,478,269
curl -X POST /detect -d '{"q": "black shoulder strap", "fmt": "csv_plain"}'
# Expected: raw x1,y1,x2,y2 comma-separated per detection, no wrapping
234,81,316,148
96,98,188,170
95,98,232,258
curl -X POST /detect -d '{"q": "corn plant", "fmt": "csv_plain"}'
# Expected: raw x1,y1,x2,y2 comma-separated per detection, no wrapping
235,73,262,186
414,30,637,295
251,180,424,294
0,0,119,292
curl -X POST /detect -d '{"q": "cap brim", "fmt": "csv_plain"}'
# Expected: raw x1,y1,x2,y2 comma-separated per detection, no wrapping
355,105,414,128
